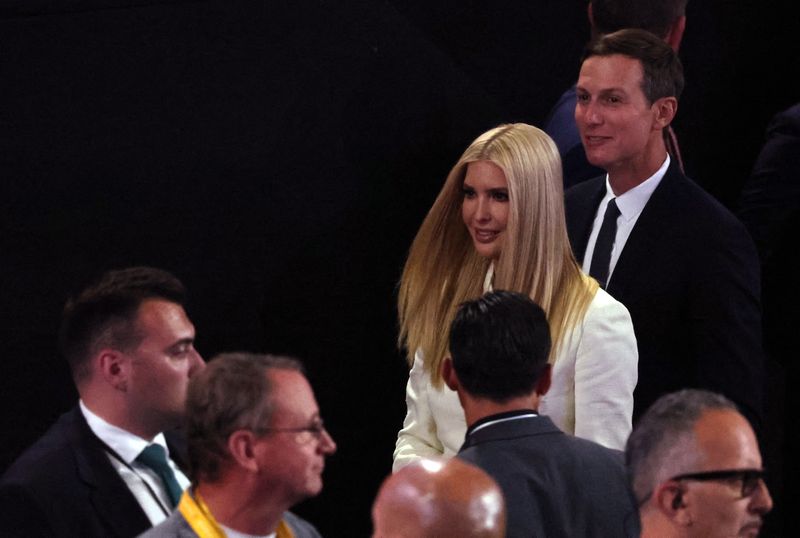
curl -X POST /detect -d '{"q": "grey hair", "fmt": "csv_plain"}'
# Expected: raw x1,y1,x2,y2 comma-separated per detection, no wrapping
625,389,738,503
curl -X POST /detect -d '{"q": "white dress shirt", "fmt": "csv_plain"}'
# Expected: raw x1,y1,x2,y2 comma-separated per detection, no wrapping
80,401,190,525
581,155,670,286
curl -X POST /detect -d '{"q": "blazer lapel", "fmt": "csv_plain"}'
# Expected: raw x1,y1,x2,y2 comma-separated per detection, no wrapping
68,408,152,538
565,177,607,262
607,162,682,295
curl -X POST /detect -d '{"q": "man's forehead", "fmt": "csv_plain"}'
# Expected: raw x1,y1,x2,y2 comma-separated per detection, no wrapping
693,409,761,467
578,54,644,87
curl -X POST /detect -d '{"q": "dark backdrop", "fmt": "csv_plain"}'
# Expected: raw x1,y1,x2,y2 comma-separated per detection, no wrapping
1,1,796,536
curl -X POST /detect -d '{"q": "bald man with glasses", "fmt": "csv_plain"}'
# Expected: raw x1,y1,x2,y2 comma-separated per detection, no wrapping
626,389,772,537
140,353,336,538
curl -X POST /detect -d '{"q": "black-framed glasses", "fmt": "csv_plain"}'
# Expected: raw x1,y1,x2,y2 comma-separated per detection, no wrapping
671,469,766,498
257,420,329,444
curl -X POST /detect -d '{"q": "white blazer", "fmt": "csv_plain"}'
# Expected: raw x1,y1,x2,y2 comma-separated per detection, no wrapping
393,288,638,470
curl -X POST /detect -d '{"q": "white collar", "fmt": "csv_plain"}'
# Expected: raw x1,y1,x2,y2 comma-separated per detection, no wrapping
483,262,495,293
605,154,670,222
220,523,276,538
79,400,169,464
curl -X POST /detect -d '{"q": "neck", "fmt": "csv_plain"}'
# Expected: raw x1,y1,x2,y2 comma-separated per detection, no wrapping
81,392,161,441
607,138,668,196
461,393,540,428
196,475,287,535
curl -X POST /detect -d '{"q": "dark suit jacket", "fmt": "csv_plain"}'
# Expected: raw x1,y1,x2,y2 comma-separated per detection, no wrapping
0,406,186,538
458,414,639,538
565,161,764,428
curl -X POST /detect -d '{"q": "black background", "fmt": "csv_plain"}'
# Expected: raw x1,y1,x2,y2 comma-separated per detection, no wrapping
1,1,797,535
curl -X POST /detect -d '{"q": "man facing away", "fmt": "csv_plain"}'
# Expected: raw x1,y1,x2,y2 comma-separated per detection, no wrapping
443,290,640,538
564,29,764,429
545,0,687,187
627,389,772,537
0,266,205,538
140,352,336,538
372,457,506,538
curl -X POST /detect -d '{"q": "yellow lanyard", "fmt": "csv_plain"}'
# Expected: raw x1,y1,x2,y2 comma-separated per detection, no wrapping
178,490,295,538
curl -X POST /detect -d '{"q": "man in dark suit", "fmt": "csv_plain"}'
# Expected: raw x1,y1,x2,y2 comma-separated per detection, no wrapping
0,267,205,538
564,29,763,429
443,291,640,538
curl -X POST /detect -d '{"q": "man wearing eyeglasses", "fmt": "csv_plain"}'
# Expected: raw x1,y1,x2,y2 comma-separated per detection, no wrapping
140,352,336,538
626,389,773,537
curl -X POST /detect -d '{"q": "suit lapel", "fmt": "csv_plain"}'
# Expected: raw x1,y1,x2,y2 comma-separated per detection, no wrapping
68,408,153,538
607,162,683,295
565,177,607,262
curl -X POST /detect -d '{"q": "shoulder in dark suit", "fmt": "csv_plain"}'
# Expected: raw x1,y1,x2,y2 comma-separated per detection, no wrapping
458,415,639,538
565,161,764,428
0,406,182,538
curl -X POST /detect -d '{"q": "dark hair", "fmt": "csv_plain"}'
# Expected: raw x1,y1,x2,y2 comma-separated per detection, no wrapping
186,352,304,483
448,290,551,402
58,266,186,383
592,0,688,38
583,28,684,104
625,389,737,502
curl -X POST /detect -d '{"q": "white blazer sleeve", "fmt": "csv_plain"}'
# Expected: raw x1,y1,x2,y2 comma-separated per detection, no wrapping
392,351,444,471
573,292,638,450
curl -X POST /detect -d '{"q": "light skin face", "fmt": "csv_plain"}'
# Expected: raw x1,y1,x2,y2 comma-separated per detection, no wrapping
680,409,773,537
124,299,205,438
575,54,675,191
254,369,337,506
461,160,510,261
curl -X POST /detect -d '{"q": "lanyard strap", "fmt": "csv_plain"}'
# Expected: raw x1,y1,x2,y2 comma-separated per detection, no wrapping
179,490,295,538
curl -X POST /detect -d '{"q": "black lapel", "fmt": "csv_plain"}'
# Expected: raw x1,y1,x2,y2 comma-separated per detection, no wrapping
607,162,684,295
565,176,607,262
68,408,153,538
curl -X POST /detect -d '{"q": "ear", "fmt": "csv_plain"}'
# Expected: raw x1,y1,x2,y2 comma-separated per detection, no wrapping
534,364,552,396
665,16,686,52
652,97,678,130
97,349,129,391
654,480,692,526
442,357,459,392
227,430,260,473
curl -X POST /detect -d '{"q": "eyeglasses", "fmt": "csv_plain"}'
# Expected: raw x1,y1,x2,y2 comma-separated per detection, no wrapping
671,469,767,498
257,420,330,444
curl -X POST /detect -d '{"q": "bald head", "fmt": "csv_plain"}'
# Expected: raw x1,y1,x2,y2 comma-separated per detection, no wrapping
372,458,506,538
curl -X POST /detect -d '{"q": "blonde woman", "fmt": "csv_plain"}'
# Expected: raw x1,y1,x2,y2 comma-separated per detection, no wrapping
393,123,637,470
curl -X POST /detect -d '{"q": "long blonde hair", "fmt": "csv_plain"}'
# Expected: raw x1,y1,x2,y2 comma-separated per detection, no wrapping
398,123,599,386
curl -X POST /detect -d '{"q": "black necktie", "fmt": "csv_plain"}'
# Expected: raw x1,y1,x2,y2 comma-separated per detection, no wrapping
135,444,183,508
589,198,620,289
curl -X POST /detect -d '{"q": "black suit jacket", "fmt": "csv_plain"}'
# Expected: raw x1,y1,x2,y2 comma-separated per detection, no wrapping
458,414,639,538
0,406,186,538
565,161,764,428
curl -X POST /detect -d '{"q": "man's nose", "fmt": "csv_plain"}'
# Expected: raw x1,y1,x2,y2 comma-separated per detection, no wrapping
749,478,773,515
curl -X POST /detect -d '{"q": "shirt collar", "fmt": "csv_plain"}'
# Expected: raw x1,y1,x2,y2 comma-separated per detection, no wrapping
604,154,670,222
80,399,169,464
466,409,538,437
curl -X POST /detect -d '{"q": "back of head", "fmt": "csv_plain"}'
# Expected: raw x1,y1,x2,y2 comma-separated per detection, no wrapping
625,389,737,505
185,352,303,483
58,266,186,384
372,458,506,538
449,290,551,402
584,28,685,104
591,0,688,38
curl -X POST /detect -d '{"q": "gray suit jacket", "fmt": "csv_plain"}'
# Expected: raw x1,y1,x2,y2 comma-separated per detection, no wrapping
458,414,640,538
138,508,322,538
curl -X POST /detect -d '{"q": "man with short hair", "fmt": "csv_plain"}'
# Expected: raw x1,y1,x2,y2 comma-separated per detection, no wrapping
371,457,506,538
0,267,205,537
545,0,688,187
627,389,773,537
140,352,335,538
444,290,639,537
565,29,763,429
